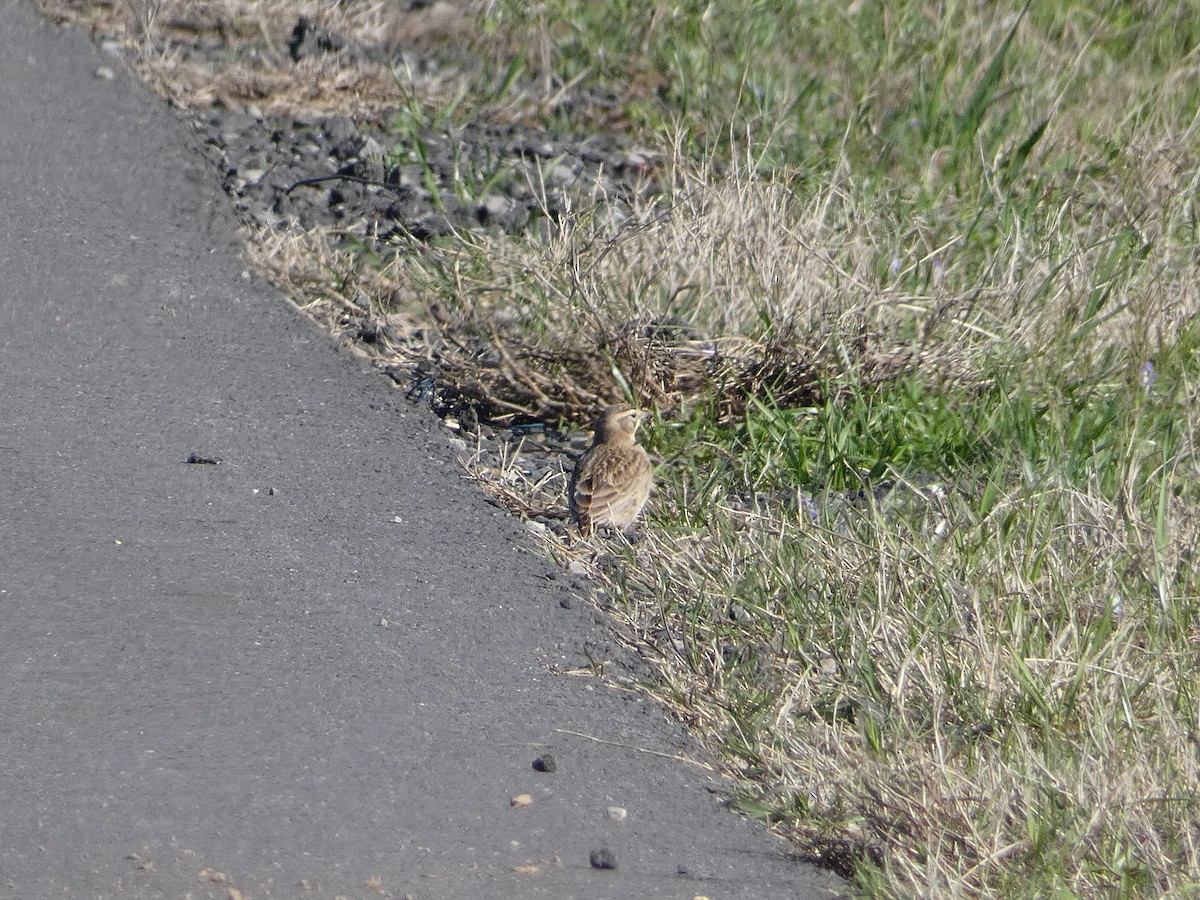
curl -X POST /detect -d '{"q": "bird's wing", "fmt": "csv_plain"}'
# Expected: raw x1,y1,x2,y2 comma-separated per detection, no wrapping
572,446,651,526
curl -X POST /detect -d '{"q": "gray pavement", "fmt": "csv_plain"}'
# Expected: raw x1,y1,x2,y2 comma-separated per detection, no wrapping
0,4,845,897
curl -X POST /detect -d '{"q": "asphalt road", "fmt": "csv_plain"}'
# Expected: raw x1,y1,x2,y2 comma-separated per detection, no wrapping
0,5,845,897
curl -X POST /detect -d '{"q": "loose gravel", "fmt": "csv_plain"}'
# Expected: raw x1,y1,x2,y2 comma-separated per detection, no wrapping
201,111,658,247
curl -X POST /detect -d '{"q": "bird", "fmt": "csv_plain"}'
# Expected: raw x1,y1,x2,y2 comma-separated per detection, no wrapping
568,405,653,536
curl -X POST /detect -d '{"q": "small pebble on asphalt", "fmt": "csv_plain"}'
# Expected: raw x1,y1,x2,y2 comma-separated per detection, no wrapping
531,754,556,773
589,847,618,870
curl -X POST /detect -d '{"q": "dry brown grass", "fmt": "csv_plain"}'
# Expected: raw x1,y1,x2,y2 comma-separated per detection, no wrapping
594,479,1200,894
380,145,972,426
40,0,490,118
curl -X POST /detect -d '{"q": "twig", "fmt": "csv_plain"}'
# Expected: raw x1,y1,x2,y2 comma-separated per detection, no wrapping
554,728,715,771
286,173,397,194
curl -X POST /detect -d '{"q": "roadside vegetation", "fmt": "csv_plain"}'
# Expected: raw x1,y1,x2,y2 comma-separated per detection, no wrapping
47,0,1200,894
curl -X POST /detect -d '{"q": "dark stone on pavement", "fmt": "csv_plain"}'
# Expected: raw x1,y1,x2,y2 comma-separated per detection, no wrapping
590,848,619,870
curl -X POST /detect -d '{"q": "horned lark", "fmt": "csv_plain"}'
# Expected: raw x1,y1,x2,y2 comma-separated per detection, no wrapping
569,405,653,536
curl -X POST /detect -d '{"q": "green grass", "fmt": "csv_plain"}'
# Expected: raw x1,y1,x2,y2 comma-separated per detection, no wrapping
625,339,1200,894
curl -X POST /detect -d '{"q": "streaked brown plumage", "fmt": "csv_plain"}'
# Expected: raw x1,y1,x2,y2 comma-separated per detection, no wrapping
569,405,653,536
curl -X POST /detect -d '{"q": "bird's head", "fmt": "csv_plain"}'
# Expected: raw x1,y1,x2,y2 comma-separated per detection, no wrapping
593,404,644,444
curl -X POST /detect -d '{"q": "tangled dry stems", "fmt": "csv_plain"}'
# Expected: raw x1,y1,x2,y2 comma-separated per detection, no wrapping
376,150,985,426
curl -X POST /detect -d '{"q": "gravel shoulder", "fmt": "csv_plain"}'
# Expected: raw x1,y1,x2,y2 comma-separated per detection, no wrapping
0,4,844,897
